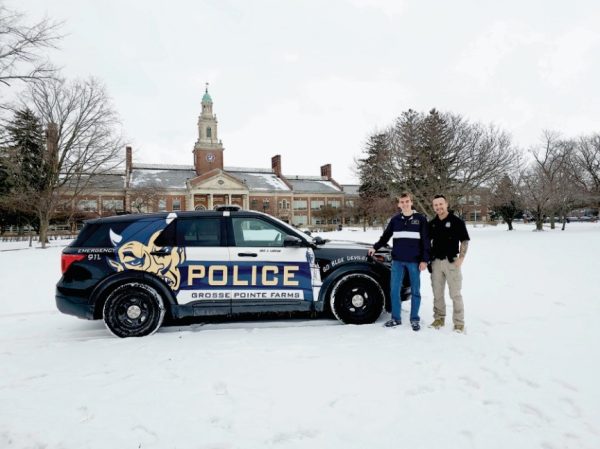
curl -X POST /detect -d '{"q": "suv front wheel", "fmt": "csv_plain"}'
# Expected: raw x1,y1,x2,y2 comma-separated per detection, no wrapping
103,282,166,338
330,273,384,325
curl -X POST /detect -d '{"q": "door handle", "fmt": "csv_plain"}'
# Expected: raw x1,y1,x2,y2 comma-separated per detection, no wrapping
238,252,258,257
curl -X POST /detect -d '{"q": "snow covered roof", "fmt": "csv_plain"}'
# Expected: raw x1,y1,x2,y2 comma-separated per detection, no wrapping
286,177,342,194
342,184,359,195
129,168,196,189
65,173,125,191
227,170,291,192
225,166,274,174
133,163,194,171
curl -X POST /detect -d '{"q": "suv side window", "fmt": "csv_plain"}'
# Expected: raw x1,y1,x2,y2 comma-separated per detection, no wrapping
72,222,130,247
232,217,286,247
177,218,222,247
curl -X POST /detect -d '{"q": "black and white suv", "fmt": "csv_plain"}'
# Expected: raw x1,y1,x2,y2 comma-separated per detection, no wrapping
56,206,408,337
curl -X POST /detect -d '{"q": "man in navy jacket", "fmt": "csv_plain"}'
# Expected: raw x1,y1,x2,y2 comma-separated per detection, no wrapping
368,192,430,331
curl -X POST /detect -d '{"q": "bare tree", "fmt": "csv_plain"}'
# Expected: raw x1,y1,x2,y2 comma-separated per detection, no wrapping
0,5,61,89
521,132,578,231
10,77,124,247
574,134,600,210
129,185,160,213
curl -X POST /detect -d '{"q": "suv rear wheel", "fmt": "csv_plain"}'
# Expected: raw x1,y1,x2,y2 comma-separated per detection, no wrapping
103,282,165,338
330,273,384,325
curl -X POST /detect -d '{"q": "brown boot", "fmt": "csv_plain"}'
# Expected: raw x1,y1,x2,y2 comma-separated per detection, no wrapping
429,318,445,329
453,324,465,333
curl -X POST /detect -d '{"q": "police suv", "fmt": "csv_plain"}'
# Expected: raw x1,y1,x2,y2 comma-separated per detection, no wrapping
56,206,406,337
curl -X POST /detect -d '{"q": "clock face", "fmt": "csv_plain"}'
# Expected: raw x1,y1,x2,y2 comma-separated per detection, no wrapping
206,153,215,162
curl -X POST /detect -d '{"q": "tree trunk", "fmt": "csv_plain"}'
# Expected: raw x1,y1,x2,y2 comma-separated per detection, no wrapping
561,216,567,231
506,219,513,231
550,214,556,229
38,211,50,249
535,211,544,231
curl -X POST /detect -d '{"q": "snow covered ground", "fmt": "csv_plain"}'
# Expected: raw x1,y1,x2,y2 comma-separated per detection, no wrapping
1,223,599,449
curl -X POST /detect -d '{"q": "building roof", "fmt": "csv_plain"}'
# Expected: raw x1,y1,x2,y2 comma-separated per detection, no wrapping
341,184,359,195
286,177,342,194
133,163,194,170
226,170,291,192
129,168,196,190
202,89,213,104
64,172,125,191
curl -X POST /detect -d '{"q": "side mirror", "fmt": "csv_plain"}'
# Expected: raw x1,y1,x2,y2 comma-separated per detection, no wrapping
312,236,326,245
283,235,305,247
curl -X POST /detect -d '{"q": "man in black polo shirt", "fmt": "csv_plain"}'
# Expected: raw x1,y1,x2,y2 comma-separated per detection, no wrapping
428,195,470,333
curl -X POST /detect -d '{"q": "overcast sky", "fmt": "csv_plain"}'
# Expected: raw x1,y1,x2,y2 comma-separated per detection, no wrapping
12,0,600,184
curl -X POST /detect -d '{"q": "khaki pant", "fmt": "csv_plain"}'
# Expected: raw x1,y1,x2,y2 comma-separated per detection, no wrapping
431,258,464,326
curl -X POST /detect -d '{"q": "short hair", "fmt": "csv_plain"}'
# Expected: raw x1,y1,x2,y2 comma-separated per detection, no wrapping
433,194,446,201
397,192,412,201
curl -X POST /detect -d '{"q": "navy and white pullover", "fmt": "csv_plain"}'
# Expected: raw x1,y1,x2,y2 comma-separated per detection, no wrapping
373,212,431,263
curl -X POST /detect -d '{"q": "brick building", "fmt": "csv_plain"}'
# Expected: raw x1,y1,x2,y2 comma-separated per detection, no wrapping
75,87,358,227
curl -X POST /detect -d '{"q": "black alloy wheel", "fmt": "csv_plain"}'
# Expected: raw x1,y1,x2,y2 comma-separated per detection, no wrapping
103,282,165,338
330,273,384,325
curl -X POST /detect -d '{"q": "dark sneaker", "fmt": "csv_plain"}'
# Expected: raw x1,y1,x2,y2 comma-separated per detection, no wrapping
384,319,402,328
410,321,421,332
453,324,465,333
429,318,445,329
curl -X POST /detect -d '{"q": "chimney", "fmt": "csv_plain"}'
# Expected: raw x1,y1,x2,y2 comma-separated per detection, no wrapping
126,146,132,174
320,163,332,179
272,154,282,177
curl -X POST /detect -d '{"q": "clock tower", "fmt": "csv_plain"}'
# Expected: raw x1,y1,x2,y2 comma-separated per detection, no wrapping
193,84,224,175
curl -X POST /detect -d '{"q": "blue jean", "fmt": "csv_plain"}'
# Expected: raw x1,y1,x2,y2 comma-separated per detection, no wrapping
390,260,421,322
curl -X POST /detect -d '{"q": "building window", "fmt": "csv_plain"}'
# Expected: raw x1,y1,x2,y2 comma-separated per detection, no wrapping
469,210,481,221
206,127,212,138
262,199,270,211
78,200,98,212
293,200,307,210
158,198,167,212
329,200,340,208
102,199,124,212
278,199,290,209
251,199,258,210
345,200,354,208
172,199,181,211
311,200,324,210
292,215,308,226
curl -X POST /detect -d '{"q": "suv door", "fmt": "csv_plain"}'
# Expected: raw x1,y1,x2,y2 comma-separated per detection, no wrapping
171,216,231,316
227,215,315,314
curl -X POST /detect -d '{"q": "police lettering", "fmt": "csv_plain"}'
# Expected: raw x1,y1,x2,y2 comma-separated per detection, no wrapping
187,264,300,287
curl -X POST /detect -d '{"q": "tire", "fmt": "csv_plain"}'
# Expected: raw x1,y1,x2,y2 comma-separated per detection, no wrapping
330,273,384,325
103,282,165,338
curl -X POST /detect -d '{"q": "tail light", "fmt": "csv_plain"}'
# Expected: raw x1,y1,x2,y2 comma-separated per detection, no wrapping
61,254,86,274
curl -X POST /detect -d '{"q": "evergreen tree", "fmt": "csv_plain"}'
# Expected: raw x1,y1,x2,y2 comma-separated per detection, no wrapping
357,133,396,227
491,174,521,230
5,108,47,193
0,108,45,233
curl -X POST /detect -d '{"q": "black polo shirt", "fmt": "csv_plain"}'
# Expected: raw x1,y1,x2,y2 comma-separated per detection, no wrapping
428,212,470,263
